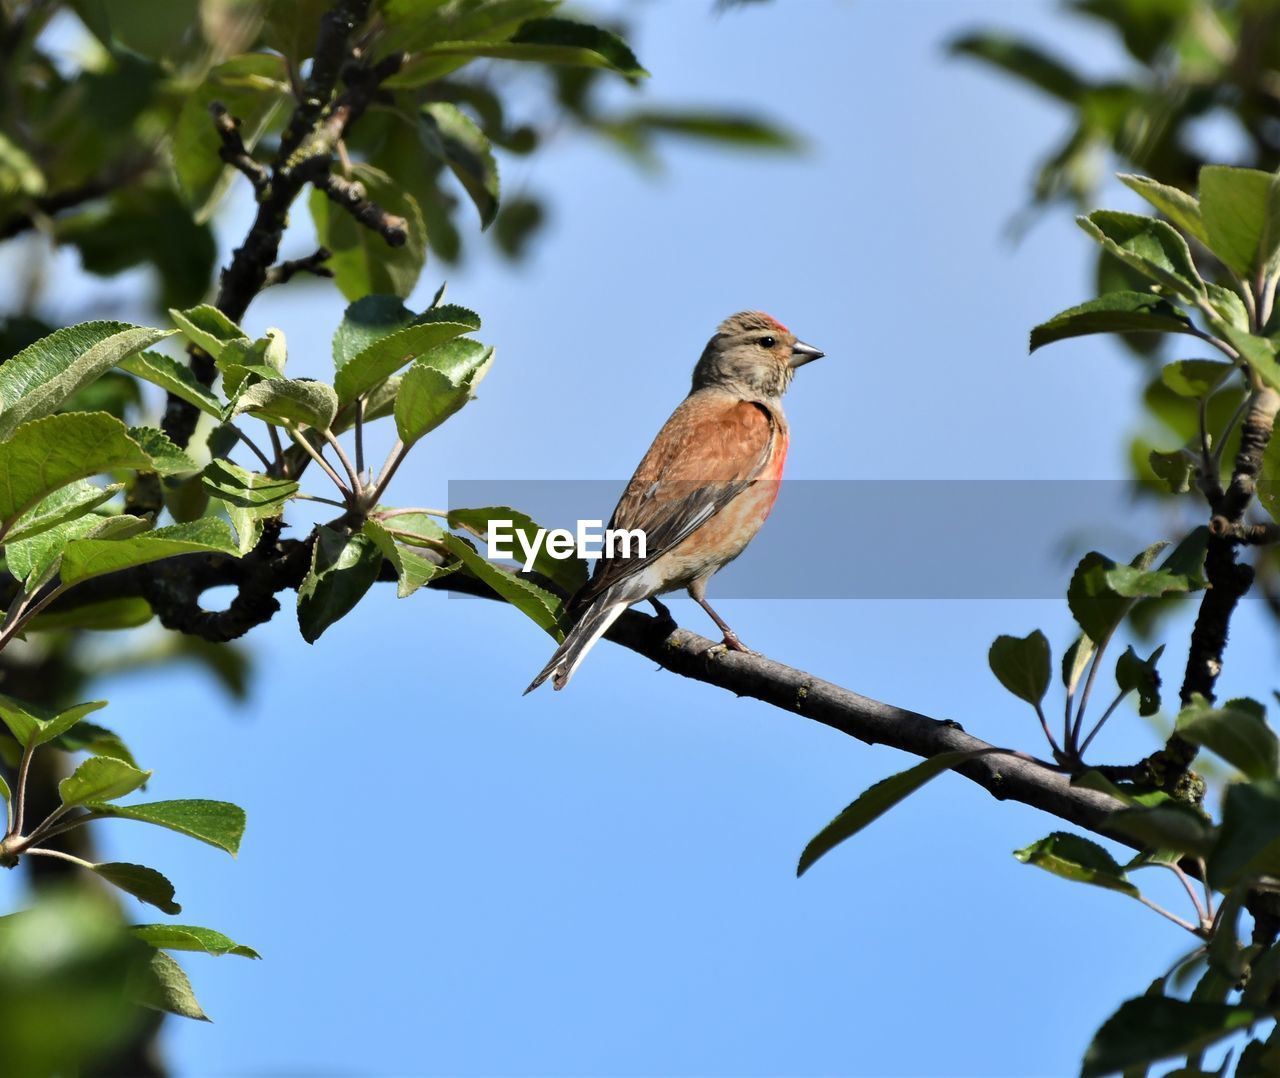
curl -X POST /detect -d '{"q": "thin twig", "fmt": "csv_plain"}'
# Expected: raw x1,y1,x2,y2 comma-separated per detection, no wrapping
1136,893,1205,936
227,424,274,472
263,247,334,288
11,742,33,836
355,398,366,477
366,438,406,507
1078,689,1129,758
1168,863,1208,924
287,427,352,500
320,428,362,495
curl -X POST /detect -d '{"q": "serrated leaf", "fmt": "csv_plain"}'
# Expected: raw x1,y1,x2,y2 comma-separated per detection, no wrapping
309,164,426,301
1029,292,1196,352
53,720,137,767
88,800,245,856
202,459,297,554
169,305,247,361
987,630,1051,707
0,322,174,439
1105,802,1216,860
1161,359,1235,398
1208,779,1280,888
0,413,154,536
797,749,1004,877
1119,173,1209,246
59,757,151,806
296,526,383,643
420,102,500,228
130,949,208,1021
0,695,107,748
128,427,197,476
1078,211,1205,301
362,519,451,597
948,32,1084,103
1013,831,1139,896
118,351,223,417
332,295,416,369
394,364,470,445
92,862,181,915
1081,997,1261,1078
1176,696,1278,780
1198,164,1280,279
389,16,648,87
130,924,260,959
5,510,149,591
440,532,561,634
4,480,122,546
1062,634,1095,695
228,378,338,430
448,506,589,594
335,318,481,405
379,510,446,547
59,519,241,586
1149,447,1196,494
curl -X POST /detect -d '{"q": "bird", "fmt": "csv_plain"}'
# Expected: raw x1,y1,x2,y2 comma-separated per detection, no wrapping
525,311,825,693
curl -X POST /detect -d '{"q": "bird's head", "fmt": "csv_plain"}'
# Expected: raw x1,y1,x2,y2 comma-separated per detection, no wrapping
691,311,824,398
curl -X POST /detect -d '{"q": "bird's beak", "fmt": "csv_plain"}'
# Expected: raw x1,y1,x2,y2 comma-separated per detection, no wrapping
789,340,825,368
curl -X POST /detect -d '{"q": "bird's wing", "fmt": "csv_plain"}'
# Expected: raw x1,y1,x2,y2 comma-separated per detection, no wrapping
570,394,778,611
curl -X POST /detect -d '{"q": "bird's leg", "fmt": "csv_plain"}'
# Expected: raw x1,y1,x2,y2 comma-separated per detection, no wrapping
648,596,678,632
688,583,754,654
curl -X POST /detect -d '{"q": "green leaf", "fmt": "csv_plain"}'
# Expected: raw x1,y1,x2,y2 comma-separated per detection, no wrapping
1161,359,1235,399
308,164,426,301
59,757,151,807
92,863,181,915
1078,210,1205,300
1149,447,1196,494
334,315,482,405
448,506,589,594
1198,165,1280,279
948,33,1084,103
31,596,154,633
1062,634,1095,695
1013,831,1139,896
202,459,298,554
394,340,494,445
390,16,647,87
797,749,1003,877
419,103,500,228
130,924,260,959
439,531,562,633
1081,997,1261,1078
120,348,222,414
1029,292,1196,352
1119,173,1209,246
1115,644,1164,717
4,480,122,546
1208,779,1280,887
228,378,338,431
332,295,415,369
6,512,150,592
987,630,1051,708
297,527,383,643
128,427,197,476
88,800,245,856
168,305,247,362
362,520,452,597
0,322,174,440
59,519,240,586
0,412,149,535
0,696,107,748
53,721,137,767
1175,696,1278,780
173,54,290,222
0,771,9,810
1068,551,1132,642
130,949,208,1021
1105,802,1216,859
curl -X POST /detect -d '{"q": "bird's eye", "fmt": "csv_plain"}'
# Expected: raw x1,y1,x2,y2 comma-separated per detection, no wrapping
759,336,776,348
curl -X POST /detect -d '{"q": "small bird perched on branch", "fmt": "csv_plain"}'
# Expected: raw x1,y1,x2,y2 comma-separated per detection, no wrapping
526,311,825,693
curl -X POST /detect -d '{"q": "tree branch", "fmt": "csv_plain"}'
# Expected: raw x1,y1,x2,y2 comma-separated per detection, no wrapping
312,171,407,245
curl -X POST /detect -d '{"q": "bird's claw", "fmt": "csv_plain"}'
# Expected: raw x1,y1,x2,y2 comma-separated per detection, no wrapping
706,634,755,658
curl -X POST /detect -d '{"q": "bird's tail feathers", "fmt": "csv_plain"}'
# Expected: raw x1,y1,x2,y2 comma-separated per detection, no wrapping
524,597,629,694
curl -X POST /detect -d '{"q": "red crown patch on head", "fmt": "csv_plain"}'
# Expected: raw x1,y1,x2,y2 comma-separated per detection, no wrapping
762,313,790,334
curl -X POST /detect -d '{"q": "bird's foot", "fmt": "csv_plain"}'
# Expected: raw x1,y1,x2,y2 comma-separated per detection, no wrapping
707,631,756,657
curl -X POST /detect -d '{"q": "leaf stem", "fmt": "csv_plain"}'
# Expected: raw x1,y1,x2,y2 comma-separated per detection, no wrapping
1136,893,1205,937
23,847,94,870
1078,689,1129,758
354,397,365,478
366,438,406,508
295,492,350,509
1033,702,1061,755
11,742,33,836
1168,863,1208,924
376,506,449,520
287,426,352,502
321,428,362,495
268,425,285,471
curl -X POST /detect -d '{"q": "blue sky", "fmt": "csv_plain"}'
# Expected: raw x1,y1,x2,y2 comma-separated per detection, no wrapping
4,1,1276,1075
